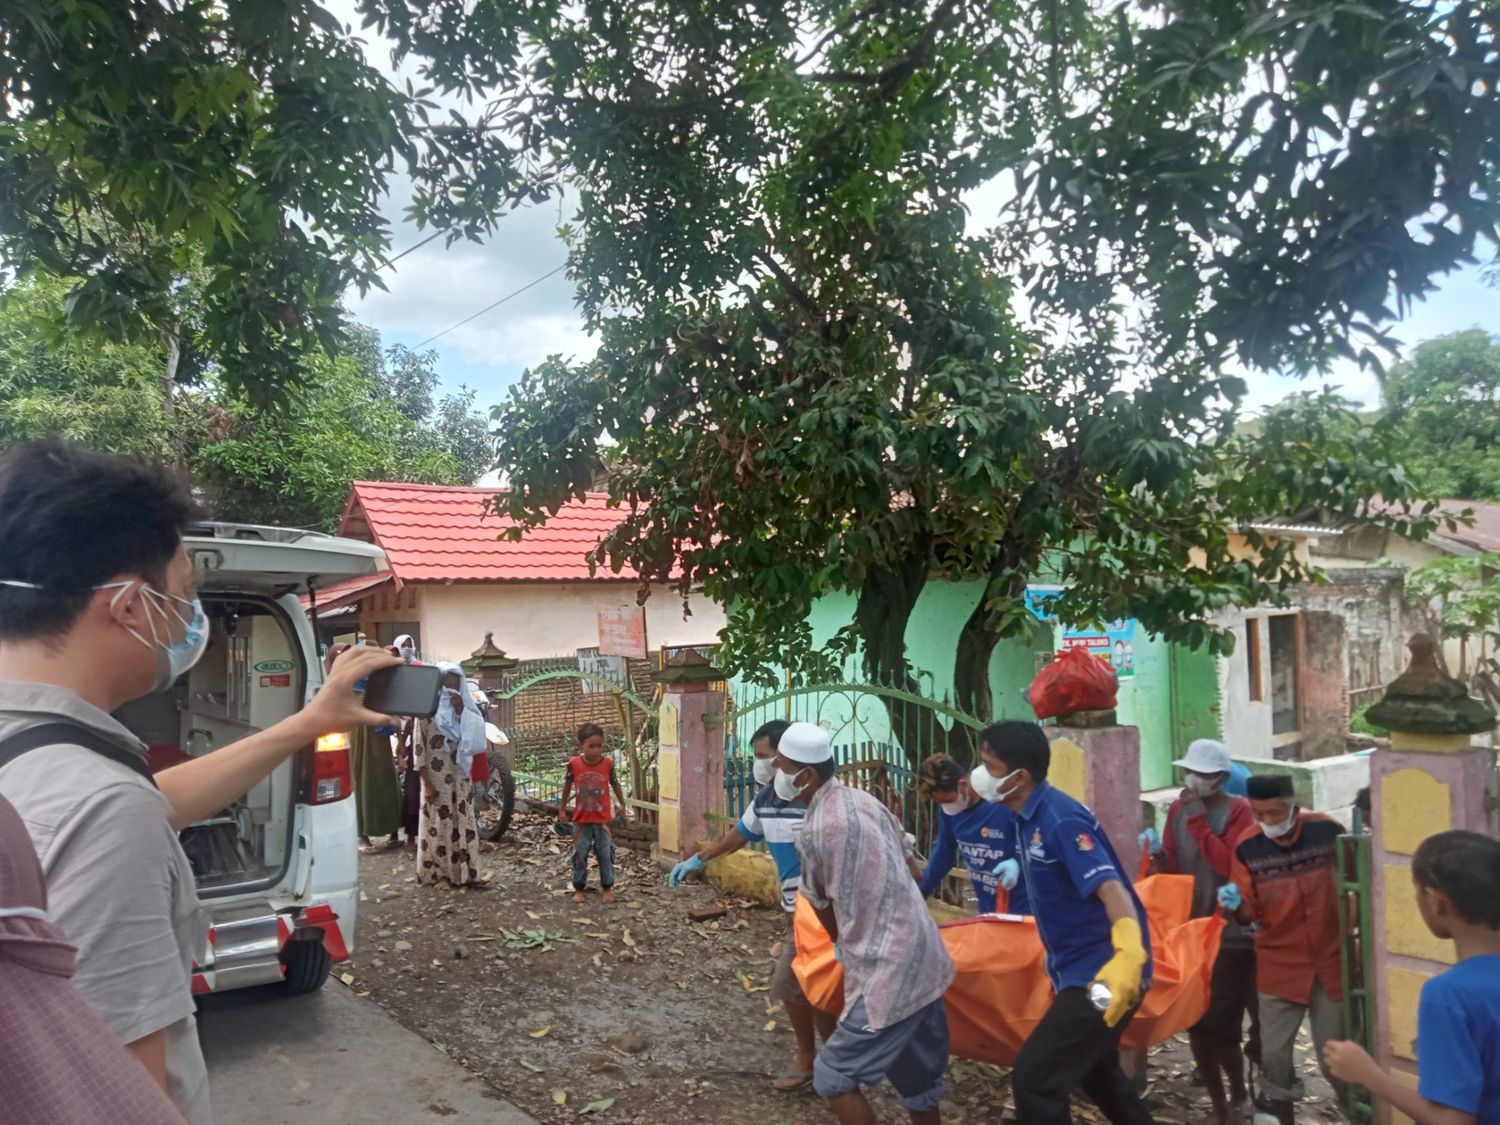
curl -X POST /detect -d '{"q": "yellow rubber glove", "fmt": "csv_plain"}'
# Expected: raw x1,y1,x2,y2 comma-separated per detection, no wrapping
1095,916,1147,1028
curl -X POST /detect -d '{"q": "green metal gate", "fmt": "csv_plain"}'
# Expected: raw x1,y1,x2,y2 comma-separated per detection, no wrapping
1336,831,1376,1125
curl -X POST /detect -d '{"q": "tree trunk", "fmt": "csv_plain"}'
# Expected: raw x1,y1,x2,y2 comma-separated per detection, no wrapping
854,536,941,772
162,324,182,467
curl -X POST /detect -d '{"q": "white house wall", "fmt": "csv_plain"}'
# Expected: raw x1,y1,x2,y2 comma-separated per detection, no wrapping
409,582,727,665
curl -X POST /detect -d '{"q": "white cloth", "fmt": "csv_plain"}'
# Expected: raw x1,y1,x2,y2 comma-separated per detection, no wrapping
434,663,487,775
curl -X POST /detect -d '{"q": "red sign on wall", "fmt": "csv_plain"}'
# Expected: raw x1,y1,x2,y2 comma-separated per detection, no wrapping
597,606,648,660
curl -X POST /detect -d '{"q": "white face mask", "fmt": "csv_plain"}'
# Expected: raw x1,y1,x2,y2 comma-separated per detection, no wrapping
939,797,968,817
773,765,809,802
1185,772,1223,798
752,757,776,786
1261,805,1298,839
0,905,50,923
399,645,416,662
970,765,1022,804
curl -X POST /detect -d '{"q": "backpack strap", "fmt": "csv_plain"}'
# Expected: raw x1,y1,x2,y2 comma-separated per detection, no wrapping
0,721,158,788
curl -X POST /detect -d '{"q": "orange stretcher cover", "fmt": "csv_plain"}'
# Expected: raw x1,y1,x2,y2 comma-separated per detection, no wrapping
792,872,1225,1065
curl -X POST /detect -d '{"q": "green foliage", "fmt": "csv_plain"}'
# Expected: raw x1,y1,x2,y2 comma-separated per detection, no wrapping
410,0,1463,720
1349,704,1390,739
1404,551,1500,670
0,273,493,530
1379,331,1500,501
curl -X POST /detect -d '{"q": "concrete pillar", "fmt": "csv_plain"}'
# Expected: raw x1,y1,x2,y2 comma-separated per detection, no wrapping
1364,637,1497,1125
1046,717,1144,866
655,678,726,862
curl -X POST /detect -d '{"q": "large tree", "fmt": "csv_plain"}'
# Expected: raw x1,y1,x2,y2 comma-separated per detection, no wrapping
1379,330,1500,501
358,0,1486,746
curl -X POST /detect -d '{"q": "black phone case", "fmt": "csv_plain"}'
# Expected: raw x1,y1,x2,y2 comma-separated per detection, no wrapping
362,664,443,717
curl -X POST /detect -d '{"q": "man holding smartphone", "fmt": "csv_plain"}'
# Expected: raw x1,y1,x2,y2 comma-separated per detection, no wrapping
0,438,402,1124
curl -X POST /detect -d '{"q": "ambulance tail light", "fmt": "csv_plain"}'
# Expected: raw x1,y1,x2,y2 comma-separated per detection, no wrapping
309,732,352,804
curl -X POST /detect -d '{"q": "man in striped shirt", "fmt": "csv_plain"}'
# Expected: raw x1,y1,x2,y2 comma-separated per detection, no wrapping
778,722,955,1125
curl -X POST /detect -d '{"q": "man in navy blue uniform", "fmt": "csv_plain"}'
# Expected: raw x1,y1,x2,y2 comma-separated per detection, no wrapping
666,720,834,1090
914,752,1029,915
972,721,1155,1125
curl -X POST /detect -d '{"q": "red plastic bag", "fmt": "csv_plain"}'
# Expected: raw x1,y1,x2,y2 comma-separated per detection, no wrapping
1029,648,1118,719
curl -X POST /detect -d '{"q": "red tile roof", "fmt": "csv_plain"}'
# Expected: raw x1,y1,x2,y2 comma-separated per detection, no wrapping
339,482,633,583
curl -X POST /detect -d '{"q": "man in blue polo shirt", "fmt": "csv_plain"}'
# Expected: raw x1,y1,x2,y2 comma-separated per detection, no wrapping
666,720,834,1091
972,721,1155,1125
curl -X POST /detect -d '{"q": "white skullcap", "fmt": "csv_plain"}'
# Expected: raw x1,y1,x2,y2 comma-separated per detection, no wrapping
778,721,832,765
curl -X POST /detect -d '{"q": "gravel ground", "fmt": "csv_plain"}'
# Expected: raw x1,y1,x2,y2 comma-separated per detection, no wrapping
338,811,1342,1125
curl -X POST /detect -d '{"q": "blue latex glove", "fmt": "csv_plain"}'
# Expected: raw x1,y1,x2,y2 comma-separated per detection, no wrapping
1139,827,1162,855
668,853,706,888
993,857,1021,891
833,943,843,964
1217,883,1243,911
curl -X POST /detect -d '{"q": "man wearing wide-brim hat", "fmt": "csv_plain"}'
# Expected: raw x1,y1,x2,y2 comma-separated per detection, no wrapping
1222,774,1348,1125
1142,739,1257,1125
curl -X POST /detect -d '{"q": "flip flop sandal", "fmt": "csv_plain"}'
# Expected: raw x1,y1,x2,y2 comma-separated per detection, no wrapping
772,1071,814,1093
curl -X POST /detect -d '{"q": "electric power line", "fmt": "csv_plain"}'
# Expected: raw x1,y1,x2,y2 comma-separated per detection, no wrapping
412,264,567,349
381,228,447,268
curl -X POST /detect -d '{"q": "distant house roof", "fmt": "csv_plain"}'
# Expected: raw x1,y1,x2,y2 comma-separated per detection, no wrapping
338,482,631,583
1426,499,1500,555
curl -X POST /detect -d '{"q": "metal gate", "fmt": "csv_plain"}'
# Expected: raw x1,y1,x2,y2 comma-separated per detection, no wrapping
723,681,985,902
487,659,662,835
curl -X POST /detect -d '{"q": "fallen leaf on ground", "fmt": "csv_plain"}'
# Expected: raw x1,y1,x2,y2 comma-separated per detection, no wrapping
339,972,355,985
526,910,542,921
763,1020,777,1031
517,1060,543,1073
592,954,603,968
581,1098,616,1114
529,1027,551,1038
550,1089,567,1106
622,929,637,949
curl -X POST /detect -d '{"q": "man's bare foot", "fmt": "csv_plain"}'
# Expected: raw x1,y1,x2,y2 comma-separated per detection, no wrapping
601,888,616,903
572,889,586,904
773,1051,816,1091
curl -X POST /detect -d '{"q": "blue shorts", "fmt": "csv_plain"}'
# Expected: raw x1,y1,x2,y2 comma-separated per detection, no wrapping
813,995,949,1111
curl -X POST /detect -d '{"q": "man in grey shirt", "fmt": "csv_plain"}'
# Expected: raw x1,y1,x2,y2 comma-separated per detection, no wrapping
777,721,955,1125
0,439,399,1123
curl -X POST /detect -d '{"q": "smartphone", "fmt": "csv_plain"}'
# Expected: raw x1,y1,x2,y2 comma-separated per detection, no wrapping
362,664,443,717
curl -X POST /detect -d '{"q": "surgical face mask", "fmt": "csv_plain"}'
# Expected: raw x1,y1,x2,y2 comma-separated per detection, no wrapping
773,765,809,802
1261,805,1298,839
0,577,208,694
104,581,208,694
400,645,416,662
0,905,50,923
752,757,777,786
1184,772,1223,798
939,797,968,817
970,764,1022,804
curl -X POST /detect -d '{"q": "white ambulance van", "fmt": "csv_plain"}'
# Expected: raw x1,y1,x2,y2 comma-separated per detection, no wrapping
114,521,386,996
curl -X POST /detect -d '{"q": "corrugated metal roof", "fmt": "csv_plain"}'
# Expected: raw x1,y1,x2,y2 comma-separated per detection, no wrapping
338,482,634,583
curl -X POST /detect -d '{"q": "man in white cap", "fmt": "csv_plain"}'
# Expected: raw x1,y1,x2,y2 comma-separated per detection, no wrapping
1140,739,1256,1125
775,722,954,1125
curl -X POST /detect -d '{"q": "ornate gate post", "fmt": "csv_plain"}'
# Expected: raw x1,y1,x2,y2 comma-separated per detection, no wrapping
1363,636,1496,1125
653,650,727,862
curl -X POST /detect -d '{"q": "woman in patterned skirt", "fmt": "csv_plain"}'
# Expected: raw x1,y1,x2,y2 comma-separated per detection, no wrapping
414,663,481,888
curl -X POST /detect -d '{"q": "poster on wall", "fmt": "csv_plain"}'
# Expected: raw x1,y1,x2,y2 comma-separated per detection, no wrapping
1024,585,1137,680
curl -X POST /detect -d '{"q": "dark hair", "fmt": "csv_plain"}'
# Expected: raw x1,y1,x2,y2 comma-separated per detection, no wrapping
577,722,606,744
979,721,1050,781
1412,830,1500,929
0,439,200,642
916,753,965,799
751,719,791,748
1355,787,1371,815
811,757,837,782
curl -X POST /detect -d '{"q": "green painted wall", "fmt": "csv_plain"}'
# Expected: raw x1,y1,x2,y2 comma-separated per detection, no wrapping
730,578,1222,792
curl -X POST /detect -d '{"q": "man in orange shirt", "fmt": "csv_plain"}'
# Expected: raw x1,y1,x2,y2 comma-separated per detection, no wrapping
1221,775,1347,1125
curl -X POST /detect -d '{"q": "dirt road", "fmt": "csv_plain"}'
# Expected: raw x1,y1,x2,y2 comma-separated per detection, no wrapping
340,812,1341,1124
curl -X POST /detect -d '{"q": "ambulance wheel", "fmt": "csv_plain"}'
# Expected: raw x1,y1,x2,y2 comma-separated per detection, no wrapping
279,934,331,995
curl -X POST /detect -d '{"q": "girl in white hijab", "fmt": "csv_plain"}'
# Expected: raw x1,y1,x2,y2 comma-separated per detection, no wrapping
412,663,481,888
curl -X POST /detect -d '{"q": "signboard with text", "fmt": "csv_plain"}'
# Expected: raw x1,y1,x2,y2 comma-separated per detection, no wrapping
597,605,648,660
1025,585,1137,680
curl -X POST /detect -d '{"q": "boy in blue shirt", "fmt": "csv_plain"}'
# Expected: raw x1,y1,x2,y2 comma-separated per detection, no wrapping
1324,829,1500,1125
666,720,835,1091
914,753,1029,915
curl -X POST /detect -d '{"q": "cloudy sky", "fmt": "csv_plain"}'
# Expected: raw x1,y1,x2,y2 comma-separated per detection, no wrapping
335,7,1497,425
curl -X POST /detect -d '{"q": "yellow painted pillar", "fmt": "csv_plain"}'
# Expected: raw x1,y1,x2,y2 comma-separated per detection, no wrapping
1363,637,1497,1125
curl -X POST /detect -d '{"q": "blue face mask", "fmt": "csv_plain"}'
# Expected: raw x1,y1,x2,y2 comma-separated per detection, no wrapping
103,581,209,694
